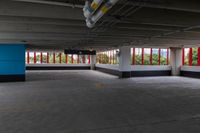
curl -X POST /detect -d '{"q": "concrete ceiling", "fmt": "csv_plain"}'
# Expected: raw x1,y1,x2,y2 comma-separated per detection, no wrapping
1,0,200,50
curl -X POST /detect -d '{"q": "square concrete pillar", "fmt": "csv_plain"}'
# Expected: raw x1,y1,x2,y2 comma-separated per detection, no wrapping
170,47,182,76
90,55,96,70
119,46,131,78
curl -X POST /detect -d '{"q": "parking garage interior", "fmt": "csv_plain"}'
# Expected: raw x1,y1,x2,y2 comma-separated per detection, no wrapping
1,0,200,132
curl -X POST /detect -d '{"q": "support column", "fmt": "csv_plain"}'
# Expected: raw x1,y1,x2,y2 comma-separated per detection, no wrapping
170,47,182,76
90,55,96,70
119,46,131,78
0,44,25,82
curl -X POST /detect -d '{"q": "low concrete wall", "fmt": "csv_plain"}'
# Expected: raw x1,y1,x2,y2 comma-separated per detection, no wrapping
131,65,171,71
95,64,119,70
26,64,90,70
181,66,200,78
95,64,119,76
95,64,172,77
131,65,171,77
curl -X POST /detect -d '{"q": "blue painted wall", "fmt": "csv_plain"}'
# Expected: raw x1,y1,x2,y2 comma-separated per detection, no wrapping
0,44,25,75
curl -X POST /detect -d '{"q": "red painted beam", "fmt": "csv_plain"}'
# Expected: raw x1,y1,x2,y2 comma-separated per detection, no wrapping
59,53,62,63
142,48,144,65
47,52,49,63
88,55,90,64
198,47,200,66
182,48,185,65
150,48,153,65
132,48,135,65
40,52,43,64
83,55,85,64
189,48,193,66
78,55,80,64
53,52,56,64
34,52,36,64
158,48,161,65
167,49,169,65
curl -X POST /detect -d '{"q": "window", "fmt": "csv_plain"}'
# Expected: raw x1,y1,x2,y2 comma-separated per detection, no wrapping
96,49,119,64
182,47,200,66
131,47,169,65
29,52,34,64
49,52,54,64
192,48,198,66
152,48,159,65
183,48,189,65
135,48,142,65
61,53,66,64
42,52,47,64
144,48,150,65
160,49,168,65
25,50,91,64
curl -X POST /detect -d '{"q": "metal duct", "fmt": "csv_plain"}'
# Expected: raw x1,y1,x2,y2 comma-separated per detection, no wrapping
83,0,104,18
84,0,119,28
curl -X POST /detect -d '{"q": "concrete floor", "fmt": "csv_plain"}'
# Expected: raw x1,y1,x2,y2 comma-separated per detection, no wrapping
0,70,200,133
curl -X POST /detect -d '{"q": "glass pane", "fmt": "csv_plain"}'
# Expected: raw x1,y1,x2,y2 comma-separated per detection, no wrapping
61,53,66,64
68,54,73,64
29,52,34,64
152,48,159,65
135,48,142,65
192,48,198,66
49,52,54,64
104,51,107,64
36,52,40,64
74,55,78,64
144,48,150,65
160,49,167,65
79,55,85,64
184,48,189,65
42,52,47,64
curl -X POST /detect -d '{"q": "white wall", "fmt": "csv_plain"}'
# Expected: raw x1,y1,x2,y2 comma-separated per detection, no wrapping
181,66,200,72
132,65,171,71
95,64,119,70
96,64,171,71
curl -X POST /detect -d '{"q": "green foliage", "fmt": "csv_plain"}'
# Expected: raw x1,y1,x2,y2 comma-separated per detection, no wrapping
135,55,141,65
29,57,34,63
144,55,150,65
192,48,198,65
61,53,66,63
185,48,198,65
134,54,167,65
27,52,90,64
97,54,109,64
160,55,167,65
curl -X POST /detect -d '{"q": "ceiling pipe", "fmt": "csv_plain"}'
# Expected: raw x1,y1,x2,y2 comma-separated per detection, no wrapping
84,0,119,28
12,0,84,8
83,0,104,18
